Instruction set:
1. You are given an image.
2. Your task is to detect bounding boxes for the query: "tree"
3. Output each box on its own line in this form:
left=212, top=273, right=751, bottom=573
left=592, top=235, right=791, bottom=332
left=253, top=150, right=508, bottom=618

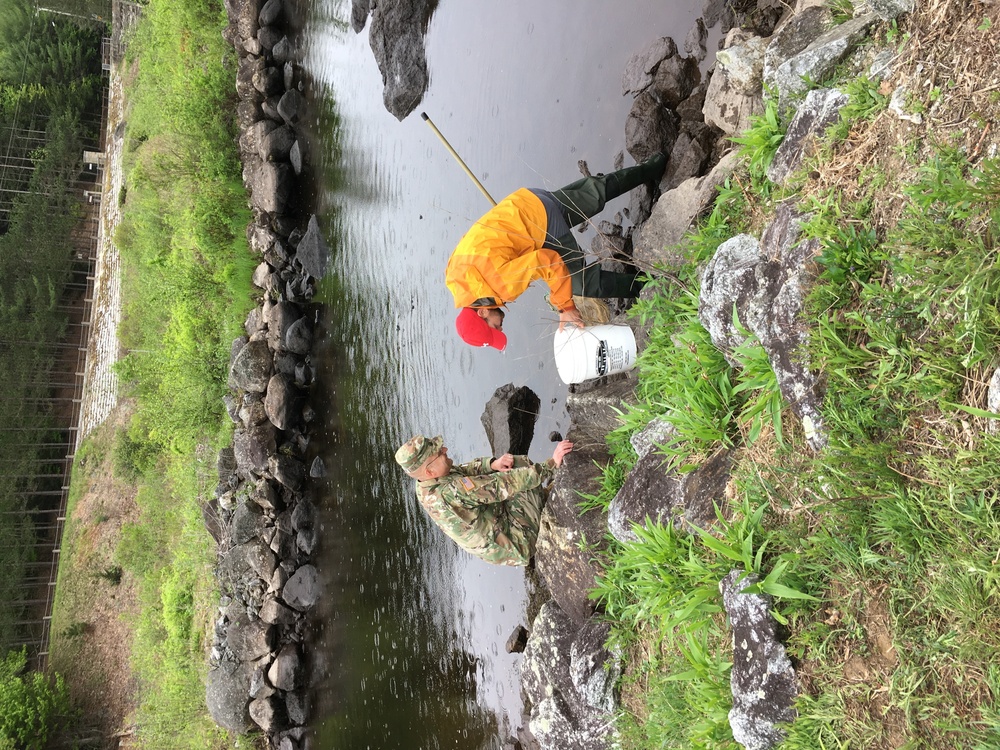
left=0, top=647, right=73, bottom=749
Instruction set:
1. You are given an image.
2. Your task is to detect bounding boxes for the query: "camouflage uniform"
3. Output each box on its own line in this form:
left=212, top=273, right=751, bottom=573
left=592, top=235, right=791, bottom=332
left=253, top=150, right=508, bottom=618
left=395, top=435, right=553, bottom=566
left=415, top=455, right=553, bottom=566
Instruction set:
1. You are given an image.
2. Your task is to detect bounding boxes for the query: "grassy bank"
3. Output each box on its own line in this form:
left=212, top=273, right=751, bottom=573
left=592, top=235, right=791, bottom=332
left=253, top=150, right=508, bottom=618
left=596, top=4, right=1000, bottom=749
left=50, top=0, right=253, bottom=745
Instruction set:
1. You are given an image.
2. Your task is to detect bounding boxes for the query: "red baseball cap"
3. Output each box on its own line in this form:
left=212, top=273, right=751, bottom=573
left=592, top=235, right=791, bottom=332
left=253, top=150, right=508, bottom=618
left=456, top=307, right=507, bottom=351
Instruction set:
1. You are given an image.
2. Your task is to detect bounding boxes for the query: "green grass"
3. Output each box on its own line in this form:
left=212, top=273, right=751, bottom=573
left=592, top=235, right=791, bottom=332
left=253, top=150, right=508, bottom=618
left=89, top=0, right=256, bottom=745
left=597, top=61, right=1000, bottom=750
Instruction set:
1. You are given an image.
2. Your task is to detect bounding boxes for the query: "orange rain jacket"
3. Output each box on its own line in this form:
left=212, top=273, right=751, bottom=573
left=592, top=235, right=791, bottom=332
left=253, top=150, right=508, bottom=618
left=445, top=189, right=575, bottom=313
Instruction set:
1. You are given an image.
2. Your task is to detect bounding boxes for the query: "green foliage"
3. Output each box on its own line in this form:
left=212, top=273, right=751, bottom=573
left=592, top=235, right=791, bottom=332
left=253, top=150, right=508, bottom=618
left=592, top=498, right=813, bottom=748
left=730, top=98, right=787, bottom=199
left=0, top=648, right=74, bottom=749
left=826, top=75, right=889, bottom=142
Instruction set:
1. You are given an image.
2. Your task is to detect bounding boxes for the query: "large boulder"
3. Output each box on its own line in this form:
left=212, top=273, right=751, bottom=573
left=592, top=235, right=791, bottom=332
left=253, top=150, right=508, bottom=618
left=283, top=563, right=320, bottom=611
left=296, top=215, right=331, bottom=280
left=227, top=614, right=274, bottom=661
left=233, top=421, right=277, bottom=476
left=622, top=36, right=679, bottom=96
left=367, top=0, right=434, bottom=119
left=536, top=376, right=634, bottom=624
left=230, top=339, right=273, bottom=393
left=481, top=384, right=541, bottom=458
left=625, top=90, right=680, bottom=164
left=767, top=88, right=850, bottom=186
left=608, top=449, right=732, bottom=543
left=264, top=374, right=303, bottom=431
left=765, top=13, right=878, bottom=105
left=632, top=151, right=740, bottom=271
left=703, top=33, right=767, bottom=136
left=520, top=602, right=618, bottom=750
left=206, top=658, right=255, bottom=733
left=698, top=204, right=827, bottom=450
left=721, top=570, right=798, bottom=750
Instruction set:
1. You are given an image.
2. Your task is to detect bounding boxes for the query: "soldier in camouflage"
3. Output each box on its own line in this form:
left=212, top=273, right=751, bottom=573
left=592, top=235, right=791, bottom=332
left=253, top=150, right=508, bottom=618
left=394, top=434, right=574, bottom=566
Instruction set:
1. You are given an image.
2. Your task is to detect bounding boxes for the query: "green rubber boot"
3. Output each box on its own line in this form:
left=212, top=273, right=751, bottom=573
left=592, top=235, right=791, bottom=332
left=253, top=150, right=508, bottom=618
left=604, top=153, right=667, bottom=201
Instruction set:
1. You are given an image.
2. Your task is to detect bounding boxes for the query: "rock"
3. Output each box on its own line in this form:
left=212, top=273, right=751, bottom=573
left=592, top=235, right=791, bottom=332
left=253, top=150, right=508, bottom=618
left=765, top=13, right=878, bottom=105
left=236, top=56, right=265, bottom=102
left=481, top=384, right=541, bottom=458
left=272, top=36, right=294, bottom=65
left=285, top=690, right=310, bottom=726
left=351, top=0, right=370, bottom=32
left=259, top=124, right=295, bottom=162
left=661, top=124, right=713, bottom=191
left=219, top=541, right=278, bottom=591
left=537, top=377, right=630, bottom=624
left=309, top=456, right=327, bottom=478
left=506, top=625, right=529, bottom=654
left=296, top=215, right=331, bottom=279
left=629, top=416, right=676, bottom=460
left=227, top=614, right=274, bottom=661
left=866, top=0, right=914, bottom=21
left=248, top=160, right=294, bottom=214
left=249, top=694, right=288, bottom=733
left=291, top=498, right=316, bottom=531
left=277, top=89, right=304, bottom=127
left=284, top=317, right=313, bottom=356
left=265, top=300, right=301, bottom=352
left=625, top=90, right=680, bottom=164
left=767, top=88, right=850, bottom=186
left=269, top=453, right=306, bottom=491
left=230, top=339, right=273, bottom=393
left=632, top=151, right=740, bottom=271
left=721, top=569, right=798, bottom=750
left=233, top=421, right=277, bottom=476
left=608, top=449, right=732, bottom=543
left=259, top=0, right=283, bottom=26
left=283, top=564, right=319, bottom=611
left=570, top=619, right=621, bottom=713
left=230, top=500, right=265, bottom=546
left=684, top=18, right=708, bottom=62
left=650, top=54, right=701, bottom=109
left=206, top=659, right=254, bottom=732
left=252, top=64, right=283, bottom=97
left=520, top=602, right=616, bottom=750
left=697, top=204, right=827, bottom=450
left=289, top=140, right=303, bottom=175
left=368, top=0, right=433, bottom=119
left=259, top=596, right=297, bottom=626
left=621, top=36, right=678, bottom=96
left=703, top=35, right=767, bottom=135
left=988, top=368, right=1000, bottom=435
left=264, top=374, right=303, bottom=431
left=762, top=5, right=832, bottom=87
left=268, top=643, right=304, bottom=691
left=218, top=445, right=239, bottom=489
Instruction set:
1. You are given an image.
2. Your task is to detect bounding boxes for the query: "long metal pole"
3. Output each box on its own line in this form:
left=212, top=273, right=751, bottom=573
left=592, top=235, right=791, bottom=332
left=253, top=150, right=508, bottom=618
left=420, top=112, right=496, bottom=207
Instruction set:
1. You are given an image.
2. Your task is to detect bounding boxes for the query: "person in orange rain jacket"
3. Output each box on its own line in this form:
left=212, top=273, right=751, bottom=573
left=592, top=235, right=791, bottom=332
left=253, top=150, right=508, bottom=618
left=445, top=153, right=667, bottom=351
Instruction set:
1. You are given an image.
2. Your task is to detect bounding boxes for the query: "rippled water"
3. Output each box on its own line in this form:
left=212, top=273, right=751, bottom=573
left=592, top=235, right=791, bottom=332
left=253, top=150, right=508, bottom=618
left=296, top=1, right=708, bottom=746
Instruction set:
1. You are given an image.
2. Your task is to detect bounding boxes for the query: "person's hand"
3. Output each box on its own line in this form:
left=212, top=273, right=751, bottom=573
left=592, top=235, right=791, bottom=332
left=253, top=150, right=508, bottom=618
left=551, top=440, right=573, bottom=467
left=558, top=307, right=584, bottom=331
left=490, top=453, right=514, bottom=471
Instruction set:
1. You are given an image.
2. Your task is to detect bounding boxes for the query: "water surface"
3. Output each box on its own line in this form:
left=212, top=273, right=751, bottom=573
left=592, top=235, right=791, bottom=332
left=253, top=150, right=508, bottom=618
left=299, top=2, right=709, bottom=746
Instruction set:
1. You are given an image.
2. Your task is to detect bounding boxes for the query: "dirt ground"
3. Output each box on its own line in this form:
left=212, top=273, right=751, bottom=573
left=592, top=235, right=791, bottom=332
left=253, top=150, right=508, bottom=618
left=48, top=401, right=141, bottom=745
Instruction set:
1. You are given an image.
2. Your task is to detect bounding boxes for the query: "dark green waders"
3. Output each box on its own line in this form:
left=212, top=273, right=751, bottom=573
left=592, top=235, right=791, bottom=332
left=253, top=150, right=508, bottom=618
left=547, top=153, right=667, bottom=298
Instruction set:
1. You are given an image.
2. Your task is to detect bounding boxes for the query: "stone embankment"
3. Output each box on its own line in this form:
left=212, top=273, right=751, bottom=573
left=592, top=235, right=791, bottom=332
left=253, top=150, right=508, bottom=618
left=204, top=0, right=329, bottom=747
left=518, top=1, right=916, bottom=749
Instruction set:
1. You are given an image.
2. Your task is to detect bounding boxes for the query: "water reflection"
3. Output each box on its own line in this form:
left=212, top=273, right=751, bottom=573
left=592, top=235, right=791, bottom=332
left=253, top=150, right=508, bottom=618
left=299, top=0, right=706, bottom=746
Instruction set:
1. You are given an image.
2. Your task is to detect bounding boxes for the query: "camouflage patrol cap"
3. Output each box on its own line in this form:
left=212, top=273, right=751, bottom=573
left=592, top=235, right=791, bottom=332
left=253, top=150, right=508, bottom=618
left=394, top=434, right=443, bottom=473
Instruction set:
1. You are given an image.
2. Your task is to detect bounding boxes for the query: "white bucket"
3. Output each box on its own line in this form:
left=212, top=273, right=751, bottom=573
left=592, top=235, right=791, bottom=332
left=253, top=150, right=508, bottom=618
left=553, top=324, right=637, bottom=385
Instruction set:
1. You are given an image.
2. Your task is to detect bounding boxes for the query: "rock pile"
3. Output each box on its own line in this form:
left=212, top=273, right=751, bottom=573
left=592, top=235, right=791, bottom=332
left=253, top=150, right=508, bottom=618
left=204, top=0, right=328, bottom=747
